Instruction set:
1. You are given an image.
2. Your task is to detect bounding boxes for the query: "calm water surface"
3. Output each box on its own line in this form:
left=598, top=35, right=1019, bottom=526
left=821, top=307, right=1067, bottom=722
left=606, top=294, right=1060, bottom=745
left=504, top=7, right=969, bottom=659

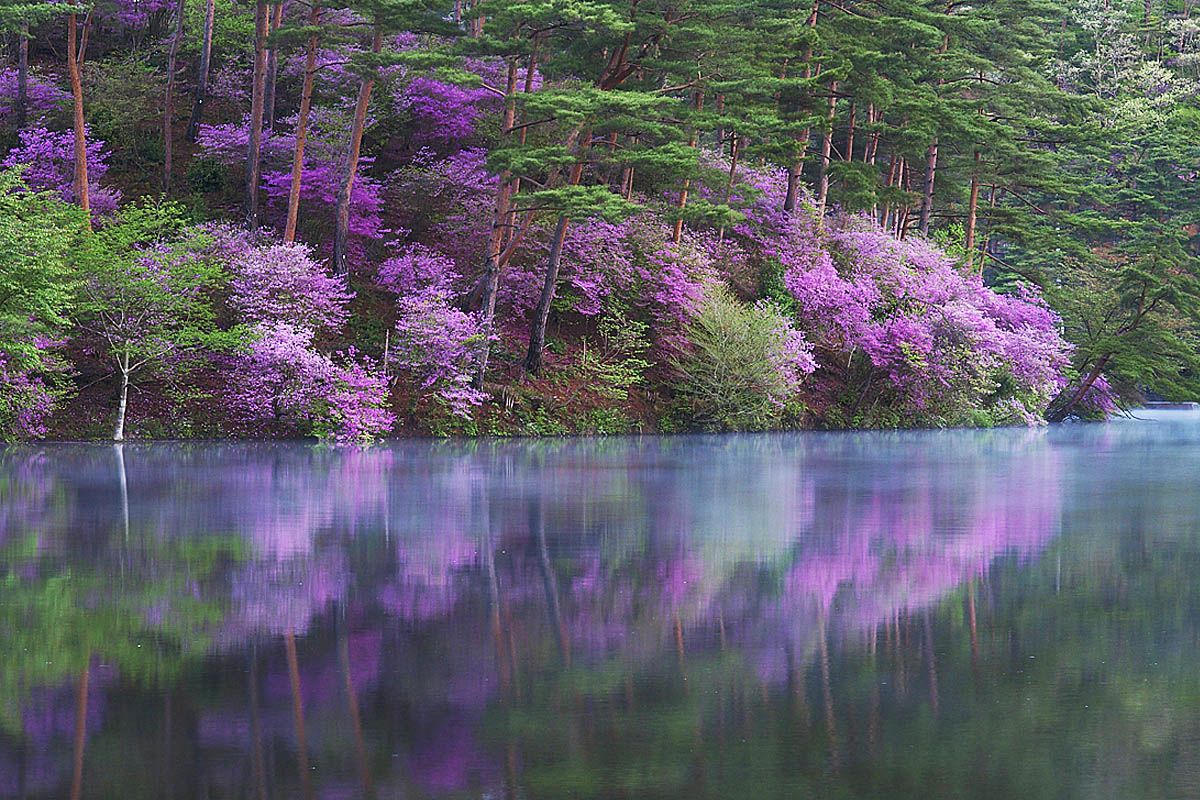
left=2, top=412, right=1200, bottom=798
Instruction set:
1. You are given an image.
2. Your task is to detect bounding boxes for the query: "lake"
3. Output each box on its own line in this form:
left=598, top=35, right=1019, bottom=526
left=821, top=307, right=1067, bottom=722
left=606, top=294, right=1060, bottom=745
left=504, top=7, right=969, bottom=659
left=2, top=411, right=1199, bottom=798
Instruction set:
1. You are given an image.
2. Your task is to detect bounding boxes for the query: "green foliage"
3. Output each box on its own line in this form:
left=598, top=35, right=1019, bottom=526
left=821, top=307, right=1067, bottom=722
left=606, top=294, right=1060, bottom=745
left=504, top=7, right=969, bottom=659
left=84, top=54, right=165, bottom=172
left=672, top=291, right=805, bottom=432
left=0, top=169, right=88, bottom=369
left=572, top=307, right=652, bottom=403
left=185, top=157, right=228, bottom=195
left=1047, top=230, right=1200, bottom=403
left=72, top=201, right=243, bottom=427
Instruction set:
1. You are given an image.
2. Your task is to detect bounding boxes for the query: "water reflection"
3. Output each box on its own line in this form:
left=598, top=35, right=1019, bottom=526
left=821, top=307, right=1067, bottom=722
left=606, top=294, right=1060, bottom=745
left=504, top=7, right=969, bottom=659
left=0, top=418, right=1197, bottom=798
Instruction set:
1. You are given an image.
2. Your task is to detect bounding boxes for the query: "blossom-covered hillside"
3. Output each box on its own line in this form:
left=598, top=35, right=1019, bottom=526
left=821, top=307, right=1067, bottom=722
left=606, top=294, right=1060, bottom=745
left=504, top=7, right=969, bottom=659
left=6, top=0, right=1187, bottom=441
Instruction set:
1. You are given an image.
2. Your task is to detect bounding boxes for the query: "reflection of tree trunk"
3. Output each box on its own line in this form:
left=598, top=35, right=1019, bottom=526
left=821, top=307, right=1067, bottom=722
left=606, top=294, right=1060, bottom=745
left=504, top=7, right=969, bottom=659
left=923, top=611, right=939, bottom=716
left=17, top=737, right=26, bottom=799
left=868, top=626, right=880, bottom=758
left=249, top=652, right=268, bottom=800
left=70, top=663, right=89, bottom=800
left=339, top=631, right=374, bottom=798
left=533, top=502, right=569, bottom=665
left=162, top=693, right=173, bottom=798
left=285, top=630, right=313, bottom=800
left=485, top=528, right=510, bottom=690
left=504, top=740, right=519, bottom=800
left=818, top=614, right=838, bottom=771
left=968, top=580, right=979, bottom=676
left=674, top=613, right=688, bottom=690
left=114, top=443, right=129, bottom=543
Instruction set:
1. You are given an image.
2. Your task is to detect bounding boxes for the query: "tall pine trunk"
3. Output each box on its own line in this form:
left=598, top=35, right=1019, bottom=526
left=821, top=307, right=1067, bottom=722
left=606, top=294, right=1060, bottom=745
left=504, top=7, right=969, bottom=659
left=67, top=12, right=90, bottom=224
left=1046, top=354, right=1111, bottom=422
left=965, top=150, right=981, bottom=271
left=332, top=27, right=382, bottom=278
left=523, top=215, right=569, bottom=375
left=917, top=136, right=938, bottom=235
left=503, top=39, right=540, bottom=247
left=844, top=102, right=856, bottom=161
left=815, top=80, right=838, bottom=217
left=471, top=56, right=520, bottom=389
left=672, top=91, right=704, bottom=243
left=523, top=141, right=587, bottom=375
left=784, top=0, right=821, bottom=213
left=264, top=2, right=283, bottom=129
left=918, top=31, right=950, bottom=237
left=186, top=0, right=216, bottom=141
left=284, top=0, right=321, bottom=243
left=245, top=0, right=269, bottom=228
left=162, top=0, right=185, bottom=193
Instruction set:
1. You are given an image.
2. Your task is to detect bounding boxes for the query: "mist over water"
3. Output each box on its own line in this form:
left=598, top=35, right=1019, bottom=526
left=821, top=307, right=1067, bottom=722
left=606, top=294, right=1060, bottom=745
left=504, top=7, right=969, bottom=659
left=1, top=415, right=1198, bottom=798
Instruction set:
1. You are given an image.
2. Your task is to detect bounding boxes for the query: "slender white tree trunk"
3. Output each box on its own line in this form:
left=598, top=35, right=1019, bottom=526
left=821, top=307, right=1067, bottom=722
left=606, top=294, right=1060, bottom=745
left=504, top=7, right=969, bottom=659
left=113, top=357, right=130, bottom=441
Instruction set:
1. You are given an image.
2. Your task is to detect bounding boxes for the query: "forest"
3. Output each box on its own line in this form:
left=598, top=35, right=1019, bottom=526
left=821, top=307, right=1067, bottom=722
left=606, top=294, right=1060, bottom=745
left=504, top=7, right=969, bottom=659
left=0, top=0, right=1197, bottom=441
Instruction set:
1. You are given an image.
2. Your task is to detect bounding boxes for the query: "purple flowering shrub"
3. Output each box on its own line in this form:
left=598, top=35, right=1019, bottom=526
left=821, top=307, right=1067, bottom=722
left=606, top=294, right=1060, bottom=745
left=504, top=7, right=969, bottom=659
left=395, top=76, right=499, bottom=146
left=0, top=69, right=68, bottom=127
left=784, top=219, right=1071, bottom=425
left=228, top=240, right=352, bottom=330
left=2, top=127, right=121, bottom=216
left=197, top=112, right=384, bottom=247
left=718, top=163, right=1073, bottom=426
left=96, top=0, right=172, bottom=29
left=0, top=354, right=56, bottom=440
left=216, top=230, right=393, bottom=442
left=229, top=323, right=394, bottom=443
left=377, top=245, right=486, bottom=417
left=386, top=148, right=497, bottom=273
left=230, top=322, right=337, bottom=429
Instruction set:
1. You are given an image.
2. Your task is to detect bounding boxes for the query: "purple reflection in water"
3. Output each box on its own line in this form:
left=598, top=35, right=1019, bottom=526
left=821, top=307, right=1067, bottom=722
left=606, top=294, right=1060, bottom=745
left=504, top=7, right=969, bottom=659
left=0, top=422, right=1138, bottom=799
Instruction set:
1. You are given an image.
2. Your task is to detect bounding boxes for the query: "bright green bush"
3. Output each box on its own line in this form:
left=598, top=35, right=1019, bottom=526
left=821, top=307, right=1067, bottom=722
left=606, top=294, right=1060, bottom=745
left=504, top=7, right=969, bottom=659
left=672, top=290, right=814, bottom=431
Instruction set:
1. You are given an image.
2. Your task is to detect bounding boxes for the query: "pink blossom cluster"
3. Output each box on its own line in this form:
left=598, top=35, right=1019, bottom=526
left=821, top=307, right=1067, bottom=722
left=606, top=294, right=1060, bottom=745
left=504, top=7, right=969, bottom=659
left=197, top=114, right=384, bottom=246
left=2, top=126, right=120, bottom=215
left=722, top=163, right=1074, bottom=423
left=377, top=244, right=487, bottom=416
left=218, top=230, right=393, bottom=442
left=395, top=76, right=498, bottom=146
left=0, top=68, right=68, bottom=127
left=0, top=353, right=55, bottom=440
